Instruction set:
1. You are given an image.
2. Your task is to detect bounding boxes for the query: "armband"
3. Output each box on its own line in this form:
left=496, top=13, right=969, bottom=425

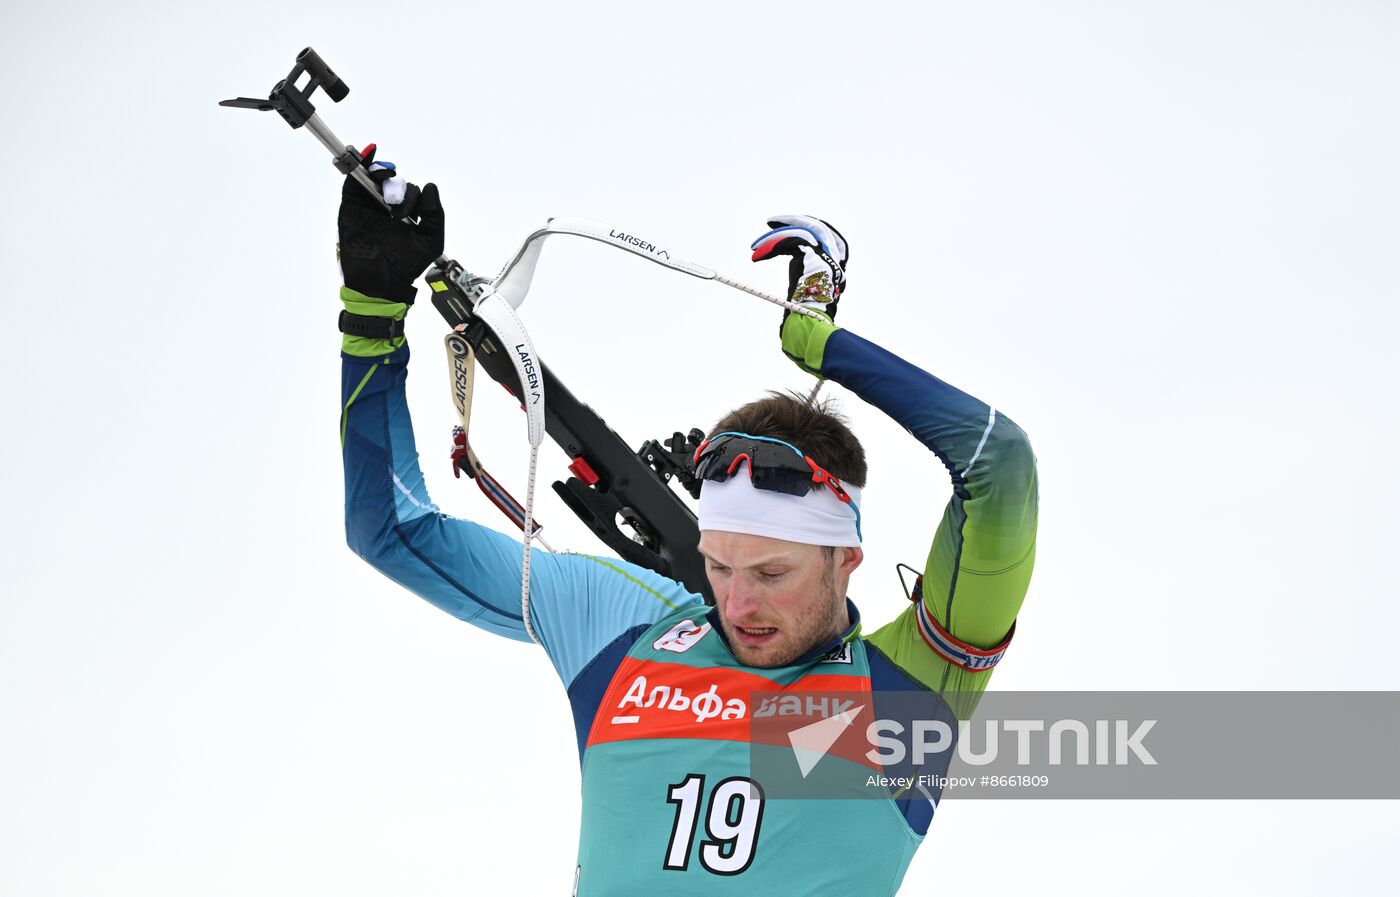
left=913, top=589, right=1015, bottom=673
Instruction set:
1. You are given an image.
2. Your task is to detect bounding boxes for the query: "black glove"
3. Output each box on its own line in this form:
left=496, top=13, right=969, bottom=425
left=749, top=214, right=849, bottom=320
left=337, top=145, right=445, bottom=303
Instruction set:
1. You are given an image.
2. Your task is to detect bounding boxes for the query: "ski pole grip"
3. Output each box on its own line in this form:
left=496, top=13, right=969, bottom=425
left=297, top=47, right=348, bottom=102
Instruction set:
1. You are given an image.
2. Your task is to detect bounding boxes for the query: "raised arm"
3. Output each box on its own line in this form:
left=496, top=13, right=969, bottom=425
left=335, top=152, right=700, bottom=687
left=785, top=313, right=1037, bottom=714
left=751, top=215, right=1037, bottom=717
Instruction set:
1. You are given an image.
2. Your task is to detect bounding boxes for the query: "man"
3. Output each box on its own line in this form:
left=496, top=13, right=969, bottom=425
left=336, top=154, right=1037, bottom=895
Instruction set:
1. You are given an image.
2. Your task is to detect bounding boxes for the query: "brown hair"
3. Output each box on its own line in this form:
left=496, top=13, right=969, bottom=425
left=710, top=391, right=867, bottom=489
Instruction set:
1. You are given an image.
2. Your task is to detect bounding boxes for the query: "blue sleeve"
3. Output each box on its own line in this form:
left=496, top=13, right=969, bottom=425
left=340, top=342, right=703, bottom=686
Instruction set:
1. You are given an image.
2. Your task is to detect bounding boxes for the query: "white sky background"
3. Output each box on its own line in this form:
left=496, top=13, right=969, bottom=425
left=2, top=0, right=1397, bottom=893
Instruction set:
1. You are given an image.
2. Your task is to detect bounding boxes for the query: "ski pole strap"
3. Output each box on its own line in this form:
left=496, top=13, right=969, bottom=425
left=339, top=309, right=405, bottom=340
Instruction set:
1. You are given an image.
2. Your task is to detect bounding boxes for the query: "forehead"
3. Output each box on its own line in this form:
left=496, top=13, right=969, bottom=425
left=697, top=530, right=817, bottom=565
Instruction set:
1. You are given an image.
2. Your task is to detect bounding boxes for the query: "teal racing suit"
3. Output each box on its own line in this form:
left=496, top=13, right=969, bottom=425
left=339, top=289, right=1038, bottom=895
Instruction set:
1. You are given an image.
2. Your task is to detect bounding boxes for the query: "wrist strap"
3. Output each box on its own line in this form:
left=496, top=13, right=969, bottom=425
left=339, top=309, right=405, bottom=340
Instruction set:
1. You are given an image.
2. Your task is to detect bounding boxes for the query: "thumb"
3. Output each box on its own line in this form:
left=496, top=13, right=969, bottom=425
left=751, top=226, right=818, bottom=262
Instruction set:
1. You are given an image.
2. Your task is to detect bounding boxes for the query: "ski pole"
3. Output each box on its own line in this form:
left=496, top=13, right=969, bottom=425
left=220, top=47, right=398, bottom=217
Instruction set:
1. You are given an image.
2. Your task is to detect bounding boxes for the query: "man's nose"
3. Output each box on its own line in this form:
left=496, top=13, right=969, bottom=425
left=724, top=577, right=761, bottom=619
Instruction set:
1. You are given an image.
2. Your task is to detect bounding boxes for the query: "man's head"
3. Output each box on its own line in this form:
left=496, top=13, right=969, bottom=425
left=696, top=392, right=867, bottom=668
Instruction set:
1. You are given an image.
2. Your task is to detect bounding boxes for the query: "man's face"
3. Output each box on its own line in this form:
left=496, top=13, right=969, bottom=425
left=698, top=531, right=863, bottom=668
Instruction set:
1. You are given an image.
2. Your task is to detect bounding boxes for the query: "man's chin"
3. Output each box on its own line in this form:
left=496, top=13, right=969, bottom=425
left=735, top=650, right=789, bottom=669
left=729, top=636, right=796, bottom=669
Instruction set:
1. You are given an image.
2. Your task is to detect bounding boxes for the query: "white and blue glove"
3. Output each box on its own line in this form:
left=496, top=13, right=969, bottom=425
left=750, top=214, right=849, bottom=319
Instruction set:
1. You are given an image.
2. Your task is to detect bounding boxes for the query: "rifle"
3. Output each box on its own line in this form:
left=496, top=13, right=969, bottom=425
left=222, top=48, right=824, bottom=607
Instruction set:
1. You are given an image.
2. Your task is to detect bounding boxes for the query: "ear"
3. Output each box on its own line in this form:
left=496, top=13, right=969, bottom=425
left=836, top=546, right=864, bottom=578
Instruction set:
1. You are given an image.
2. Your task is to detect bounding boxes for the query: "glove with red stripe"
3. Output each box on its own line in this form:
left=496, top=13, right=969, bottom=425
left=750, top=214, right=849, bottom=319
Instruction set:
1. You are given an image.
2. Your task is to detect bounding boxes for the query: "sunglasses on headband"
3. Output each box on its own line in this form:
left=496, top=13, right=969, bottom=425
left=692, top=432, right=857, bottom=507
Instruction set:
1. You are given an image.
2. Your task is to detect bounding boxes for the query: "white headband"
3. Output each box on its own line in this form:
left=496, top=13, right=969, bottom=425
left=697, top=474, right=863, bottom=547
